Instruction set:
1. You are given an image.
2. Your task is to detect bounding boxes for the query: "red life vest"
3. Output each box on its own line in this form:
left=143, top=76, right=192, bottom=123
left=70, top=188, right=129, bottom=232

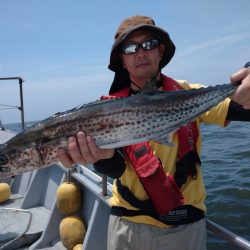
left=101, top=74, right=199, bottom=215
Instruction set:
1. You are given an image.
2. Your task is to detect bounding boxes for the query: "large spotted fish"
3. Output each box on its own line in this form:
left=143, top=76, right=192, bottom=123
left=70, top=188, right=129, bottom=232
left=0, top=83, right=235, bottom=178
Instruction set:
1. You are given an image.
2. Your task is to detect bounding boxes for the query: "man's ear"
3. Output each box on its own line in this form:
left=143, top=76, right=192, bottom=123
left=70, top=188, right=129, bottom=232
left=159, top=44, right=165, bottom=60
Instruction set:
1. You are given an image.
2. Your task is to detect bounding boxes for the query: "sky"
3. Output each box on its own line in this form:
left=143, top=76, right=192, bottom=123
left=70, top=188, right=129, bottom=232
left=0, top=0, right=250, bottom=124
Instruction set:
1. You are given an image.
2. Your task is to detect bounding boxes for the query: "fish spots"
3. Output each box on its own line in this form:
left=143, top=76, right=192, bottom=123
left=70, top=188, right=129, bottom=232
left=115, top=123, right=124, bottom=128
left=99, top=123, right=107, bottom=130
left=57, top=127, right=65, bottom=135
left=109, top=124, right=114, bottom=129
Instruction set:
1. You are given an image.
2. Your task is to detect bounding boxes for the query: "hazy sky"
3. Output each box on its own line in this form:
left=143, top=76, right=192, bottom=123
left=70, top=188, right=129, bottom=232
left=1, top=0, right=250, bottom=124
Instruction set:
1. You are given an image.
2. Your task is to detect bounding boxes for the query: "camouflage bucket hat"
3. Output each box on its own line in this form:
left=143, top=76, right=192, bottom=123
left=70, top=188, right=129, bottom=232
left=108, top=15, right=176, bottom=72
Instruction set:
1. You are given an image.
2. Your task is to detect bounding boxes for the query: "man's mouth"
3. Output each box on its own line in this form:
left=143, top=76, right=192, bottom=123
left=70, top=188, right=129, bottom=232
left=135, top=61, right=150, bottom=68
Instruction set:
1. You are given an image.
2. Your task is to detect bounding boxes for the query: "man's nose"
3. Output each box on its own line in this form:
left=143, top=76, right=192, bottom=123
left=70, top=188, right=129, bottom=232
left=136, top=46, right=147, bottom=56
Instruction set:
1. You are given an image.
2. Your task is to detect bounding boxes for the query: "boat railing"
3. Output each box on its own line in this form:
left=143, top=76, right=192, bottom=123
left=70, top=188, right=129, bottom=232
left=206, top=219, right=250, bottom=250
left=0, top=77, right=25, bottom=130
left=101, top=175, right=250, bottom=249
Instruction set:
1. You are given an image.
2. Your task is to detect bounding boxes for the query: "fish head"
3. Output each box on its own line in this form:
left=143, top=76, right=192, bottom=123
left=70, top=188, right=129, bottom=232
left=0, top=145, right=42, bottom=178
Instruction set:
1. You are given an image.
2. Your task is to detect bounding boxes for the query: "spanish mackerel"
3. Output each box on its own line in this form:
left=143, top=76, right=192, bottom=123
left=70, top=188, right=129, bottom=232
left=0, top=83, right=235, bottom=178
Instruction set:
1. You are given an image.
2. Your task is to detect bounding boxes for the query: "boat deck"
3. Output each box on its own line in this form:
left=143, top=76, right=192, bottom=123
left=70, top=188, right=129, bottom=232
left=0, top=164, right=112, bottom=250
left=0, top=129, right=16, bottom=144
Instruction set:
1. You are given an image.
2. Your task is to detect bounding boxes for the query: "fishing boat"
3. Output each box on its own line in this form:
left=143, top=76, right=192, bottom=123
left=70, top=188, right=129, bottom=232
left=0, top=78, right=250, bottom=250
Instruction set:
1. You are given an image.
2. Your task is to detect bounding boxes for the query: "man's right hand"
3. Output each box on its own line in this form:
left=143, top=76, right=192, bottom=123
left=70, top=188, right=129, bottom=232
left=57, top=131, right=115, bottom=167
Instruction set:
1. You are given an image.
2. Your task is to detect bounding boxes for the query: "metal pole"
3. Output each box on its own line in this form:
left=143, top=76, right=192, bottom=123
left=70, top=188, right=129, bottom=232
left=102, top=175, right=107, bottom=196
left=206, top=219, right=250, bottom=249
left=18, top=78, right=25, bottom=130
left=0, top=77, right=25, bottom=130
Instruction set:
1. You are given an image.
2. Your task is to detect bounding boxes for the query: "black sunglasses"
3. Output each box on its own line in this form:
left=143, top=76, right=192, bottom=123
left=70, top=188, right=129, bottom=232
left=121, top=39, right=159, bottom=55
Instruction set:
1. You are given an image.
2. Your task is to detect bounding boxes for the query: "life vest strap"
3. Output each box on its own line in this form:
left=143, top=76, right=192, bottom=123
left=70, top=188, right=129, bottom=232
left=114, top=179, right=204, bottom=225
left=124, top=142, right=184, bottom=214
left=110, top=205, right=204, bottom=226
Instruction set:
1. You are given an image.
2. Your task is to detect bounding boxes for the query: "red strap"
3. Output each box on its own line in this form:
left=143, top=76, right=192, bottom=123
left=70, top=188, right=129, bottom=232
left=124, top=142, right=159, bottom=177
left=176, top=122, right=199, bottom=159
left=124, top=142, right=184, bottom=214
left=162, top=75, right=199, bottom=159
left=100, top=87, right=130, bottom=100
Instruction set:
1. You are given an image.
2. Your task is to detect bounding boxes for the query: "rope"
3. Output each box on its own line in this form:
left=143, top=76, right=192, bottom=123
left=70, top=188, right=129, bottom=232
left=0, top=103, right=19, bottom=108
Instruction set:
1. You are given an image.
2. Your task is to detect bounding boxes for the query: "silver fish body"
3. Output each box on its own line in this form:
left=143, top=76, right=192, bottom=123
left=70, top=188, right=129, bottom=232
left=0, top=83, right=235, bottom=178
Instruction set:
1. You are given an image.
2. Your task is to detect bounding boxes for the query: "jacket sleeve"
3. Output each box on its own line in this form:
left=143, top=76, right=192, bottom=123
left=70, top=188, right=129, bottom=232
left=226, top=100, right=250, bottom=121
left=93, top=148, right=126, bottom=178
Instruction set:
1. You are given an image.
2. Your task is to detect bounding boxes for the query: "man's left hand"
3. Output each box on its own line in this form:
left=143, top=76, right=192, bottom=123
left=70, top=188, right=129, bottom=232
left=231, top=67, right=250, bottom=109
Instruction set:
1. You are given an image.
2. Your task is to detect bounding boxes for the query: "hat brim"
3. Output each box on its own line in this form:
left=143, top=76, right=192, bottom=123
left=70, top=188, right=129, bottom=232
left=108, top=24, right=175, bottom=72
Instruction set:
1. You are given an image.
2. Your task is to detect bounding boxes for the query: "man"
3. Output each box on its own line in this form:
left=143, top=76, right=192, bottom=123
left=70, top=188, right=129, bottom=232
left=58, top=15, right=250, bottom=250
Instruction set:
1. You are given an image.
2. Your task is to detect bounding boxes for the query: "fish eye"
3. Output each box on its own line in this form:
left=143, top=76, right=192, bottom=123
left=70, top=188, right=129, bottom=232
left=0, top=154, right=8, bottom=165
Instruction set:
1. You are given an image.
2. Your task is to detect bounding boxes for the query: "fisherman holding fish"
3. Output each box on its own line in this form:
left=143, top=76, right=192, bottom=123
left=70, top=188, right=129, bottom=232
left=57, top=15, right=249, bottom=250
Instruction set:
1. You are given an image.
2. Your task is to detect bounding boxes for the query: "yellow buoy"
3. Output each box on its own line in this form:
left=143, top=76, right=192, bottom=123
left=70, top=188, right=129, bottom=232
left=73, top=243, right=83, bottom=250
left=56, top=182, right=82, bottom=215
left=59, top=215, right=86, bottom=250
left=0, top=183, right=11, bottom=203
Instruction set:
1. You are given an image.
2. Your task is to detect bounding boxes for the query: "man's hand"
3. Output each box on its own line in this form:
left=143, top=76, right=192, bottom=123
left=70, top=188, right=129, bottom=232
left=57, top=131, right=115, bottom=167
left=231, top=67, right=250, bottom=109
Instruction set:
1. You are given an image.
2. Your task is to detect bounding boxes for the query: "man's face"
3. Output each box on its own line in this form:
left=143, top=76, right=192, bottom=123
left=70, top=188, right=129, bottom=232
left=120, top=30, right=165, bottom=85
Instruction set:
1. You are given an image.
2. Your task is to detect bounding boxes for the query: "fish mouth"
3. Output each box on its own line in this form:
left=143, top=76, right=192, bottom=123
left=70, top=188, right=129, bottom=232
left=0, top=166, right=11, bottom=173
